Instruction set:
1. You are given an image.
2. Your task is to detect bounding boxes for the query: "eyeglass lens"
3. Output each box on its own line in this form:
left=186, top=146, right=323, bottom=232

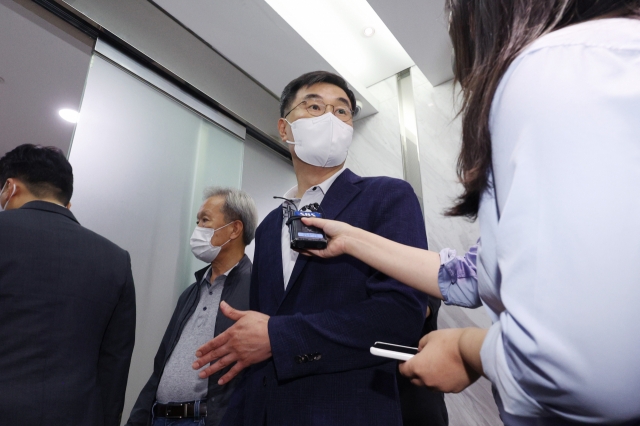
left=292, top=100, right=352, bottom=122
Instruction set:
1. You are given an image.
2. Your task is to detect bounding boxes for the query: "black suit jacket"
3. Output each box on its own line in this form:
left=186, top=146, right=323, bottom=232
left=126, top=255, right=252, bottom=426
left=0, top=201, right=136, bottom=426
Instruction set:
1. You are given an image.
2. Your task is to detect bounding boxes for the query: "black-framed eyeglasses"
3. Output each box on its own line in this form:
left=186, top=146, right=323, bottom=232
left=284, top=100, right=354, bottom=122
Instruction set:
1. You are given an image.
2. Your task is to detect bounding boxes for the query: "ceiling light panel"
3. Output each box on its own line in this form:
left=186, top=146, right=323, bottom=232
left=59, top=108, right=79, bottom=123
left=265, top=0, right=414, bottom=88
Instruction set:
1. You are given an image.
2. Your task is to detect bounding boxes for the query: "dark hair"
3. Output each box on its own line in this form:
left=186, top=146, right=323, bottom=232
left=280, top=71, right=357, bottom=118
left=447, top=0, right=640, bottom=219
left=0, top=144, right=74, bottom=205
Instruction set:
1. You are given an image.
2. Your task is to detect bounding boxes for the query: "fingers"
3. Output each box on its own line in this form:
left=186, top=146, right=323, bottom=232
left=399, top=358, right=428, bottom=387
left=301, top=217, right=326, bottom=228
left=293, top=248, right=313, bottom=257
left=418, top=333, right=430, bottom=350
left=217, top=360, right=247, bottom=385
left=198, top=352, right=236, bottom=379
left=398, top=358, right=413, bottom=378
left=219, top=301, right=246, bottom=321
left=194, top=332, right=231, bottom=365
left=299, top=248, right=323, bottom=257
left=195, top=352, right=248, bottom=383
left=410, top=377, right=426, bottom=387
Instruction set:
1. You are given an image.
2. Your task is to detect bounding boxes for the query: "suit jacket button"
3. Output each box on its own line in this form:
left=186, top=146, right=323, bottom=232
left=262, top=376, right=267, bottom=387
left=313, top=354, right=322, bottom=361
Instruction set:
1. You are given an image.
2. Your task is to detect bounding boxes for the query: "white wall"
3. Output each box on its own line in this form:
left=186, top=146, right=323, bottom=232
left=347, top=75, right=404, bottom=179
left=412, top=68, right=480, bottom=254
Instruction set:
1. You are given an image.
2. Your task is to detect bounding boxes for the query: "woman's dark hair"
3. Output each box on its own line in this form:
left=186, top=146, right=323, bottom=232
left=0, top=144, right=74, bottom=205
left=447, top=0, right=640, bottom=219
left=280, top=71, right=357, bottom=118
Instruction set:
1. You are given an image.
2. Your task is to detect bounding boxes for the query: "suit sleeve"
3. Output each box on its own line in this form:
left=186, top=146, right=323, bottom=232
left=125, top=287, right=192, bottom=425
left=98, top=251, right=136, bottom=426
left=268, top=180, right=429, bottom=380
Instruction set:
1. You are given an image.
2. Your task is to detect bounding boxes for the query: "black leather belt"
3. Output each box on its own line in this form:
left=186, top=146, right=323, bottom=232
left=154, top=401, right=207, bottom=419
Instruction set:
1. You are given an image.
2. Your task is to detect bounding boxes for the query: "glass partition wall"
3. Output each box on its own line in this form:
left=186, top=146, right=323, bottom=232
left=68, top=53, right=244, bottom=422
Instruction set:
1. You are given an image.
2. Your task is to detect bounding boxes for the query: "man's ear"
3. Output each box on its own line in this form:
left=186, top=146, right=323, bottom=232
left=230, top=220, right=244, bottom=241
left=278, top=118, right=289, bottom=143
left=5, top=178, right=22, bottom=197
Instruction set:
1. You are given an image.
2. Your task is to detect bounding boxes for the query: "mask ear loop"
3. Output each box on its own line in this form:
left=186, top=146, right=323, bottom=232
left=283, top=119, right=297, bottom=145
left=214, top=221, right=234, bottom=232
left=0, top=182, right=16, bottom=211
left=212, top=220, right=236, bottom=248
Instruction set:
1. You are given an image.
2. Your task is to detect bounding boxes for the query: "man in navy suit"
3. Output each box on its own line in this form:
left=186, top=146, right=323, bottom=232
left=0, top=144, right=135, bottom=425
left=193, top=71, right=432, bottom=425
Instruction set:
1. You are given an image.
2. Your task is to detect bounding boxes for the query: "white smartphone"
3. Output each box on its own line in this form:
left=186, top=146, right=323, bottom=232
left=370, top=341, right=419, bottom=361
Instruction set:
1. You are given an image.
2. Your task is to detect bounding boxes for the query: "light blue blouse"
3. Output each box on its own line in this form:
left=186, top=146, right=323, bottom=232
left=439, top=17, right=640, bottom=425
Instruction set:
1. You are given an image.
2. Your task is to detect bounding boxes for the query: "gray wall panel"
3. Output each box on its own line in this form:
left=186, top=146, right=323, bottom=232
left=0, top=0, right=92, bottom=156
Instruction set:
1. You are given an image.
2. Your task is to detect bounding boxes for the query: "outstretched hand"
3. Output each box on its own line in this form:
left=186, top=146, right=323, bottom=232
left=299, top=217, right=354, bottom=258
left=192, top=301, right=271, bottom=385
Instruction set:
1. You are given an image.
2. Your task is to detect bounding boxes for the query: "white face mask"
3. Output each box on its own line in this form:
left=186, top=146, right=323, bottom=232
left=190, top=222, right=232, bottom=263
left=286, top=113, right=353, bottom=167
left=0, top=181, right=16, bottom=212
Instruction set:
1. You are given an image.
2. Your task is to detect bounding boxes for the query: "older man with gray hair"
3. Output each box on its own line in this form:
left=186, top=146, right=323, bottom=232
left=126, top=187, right=258, bottom=426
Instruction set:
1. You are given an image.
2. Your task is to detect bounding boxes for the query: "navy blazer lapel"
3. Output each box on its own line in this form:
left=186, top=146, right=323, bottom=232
left=281, top=169, right=362, bottom=303
left=283, top=252, right=310, bottom=300
left=263, top=208, right=286, bottom=306
left=319, top=169, right=362, bottom=220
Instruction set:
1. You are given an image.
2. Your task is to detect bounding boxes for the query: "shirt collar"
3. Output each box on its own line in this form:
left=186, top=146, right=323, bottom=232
left=201, top=262, right=239, bottom=285
left=282, top=166, right=346, bottom=200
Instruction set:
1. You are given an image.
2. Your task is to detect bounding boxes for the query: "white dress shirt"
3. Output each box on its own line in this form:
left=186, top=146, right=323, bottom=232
left=280, top=167, right=346, bottom=288
left=472, top=18, right=640, bottom=424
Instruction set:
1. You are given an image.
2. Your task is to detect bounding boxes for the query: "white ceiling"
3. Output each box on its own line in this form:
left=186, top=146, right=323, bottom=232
left=368, top=0, right=453, bottom=86
left=265, top=0, right=414, bottom=88
left=151, top=0, right=453, bottom=120
left=152, top=0, right=377, bottom=119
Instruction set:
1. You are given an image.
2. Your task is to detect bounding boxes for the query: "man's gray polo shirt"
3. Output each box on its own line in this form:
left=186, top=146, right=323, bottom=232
left=156, top=265, right=233, bottom=403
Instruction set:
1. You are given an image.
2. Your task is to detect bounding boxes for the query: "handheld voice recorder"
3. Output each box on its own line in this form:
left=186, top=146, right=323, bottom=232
left=275, top=197, right=328, bottom=250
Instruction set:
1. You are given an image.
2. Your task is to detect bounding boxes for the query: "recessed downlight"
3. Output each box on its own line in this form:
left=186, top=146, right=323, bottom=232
left=363, top=27, right=375, bottom=37
left=58, top=109, right=80, bottom=123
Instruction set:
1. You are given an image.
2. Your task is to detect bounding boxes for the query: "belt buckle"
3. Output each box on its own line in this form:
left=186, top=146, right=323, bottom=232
left=165, top=404, right=187, bottom=419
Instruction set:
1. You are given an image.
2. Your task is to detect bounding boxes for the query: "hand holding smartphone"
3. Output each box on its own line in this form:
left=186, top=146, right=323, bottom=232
left=370, top=341, right=419, bottom=361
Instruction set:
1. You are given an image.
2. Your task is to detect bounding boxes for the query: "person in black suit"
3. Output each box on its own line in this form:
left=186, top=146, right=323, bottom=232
left=0, top=144, right=136, bottom=426
left=191, top=71, right=447, bottom=425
